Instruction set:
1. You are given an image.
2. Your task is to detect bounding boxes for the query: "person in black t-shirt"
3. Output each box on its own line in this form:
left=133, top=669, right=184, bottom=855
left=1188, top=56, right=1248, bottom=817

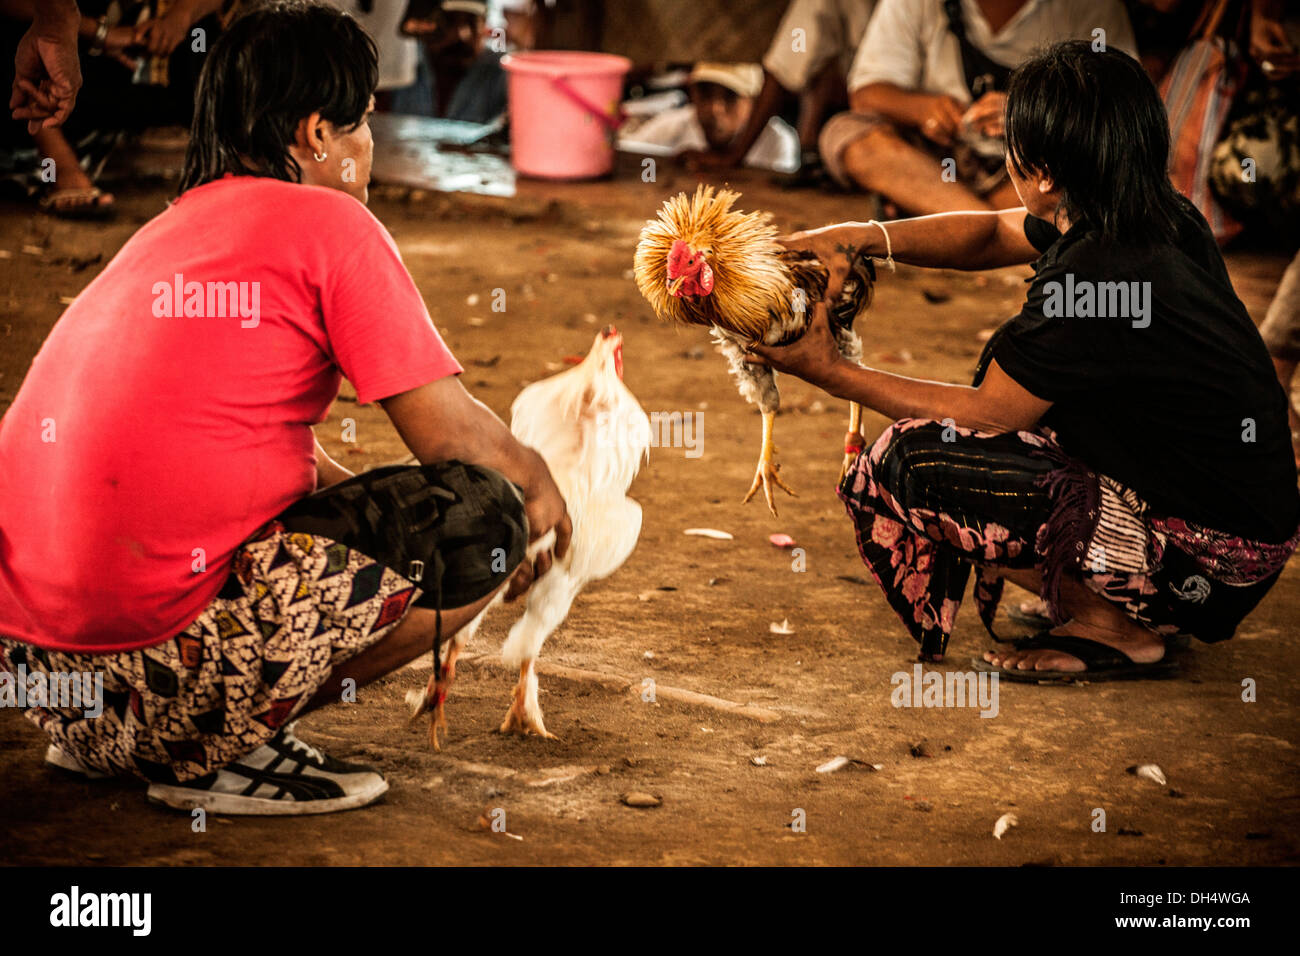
left=748, top=41, right=1300, bottom=680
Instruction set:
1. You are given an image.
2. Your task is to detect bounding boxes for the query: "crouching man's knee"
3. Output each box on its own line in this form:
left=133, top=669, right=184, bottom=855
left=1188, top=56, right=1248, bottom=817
left=277, top=459, right=529, bottom=611
left=428, top=462, right=529, bottom=607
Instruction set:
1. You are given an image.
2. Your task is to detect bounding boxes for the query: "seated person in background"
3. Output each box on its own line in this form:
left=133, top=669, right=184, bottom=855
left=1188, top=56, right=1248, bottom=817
left=1208, top=0, right=1300, bottom=241
left=821, top=0, right=1136, bottom=214
left=620, top=62, right=800, bottom=174
left=1124, top=0, right=1204, bottom=83
left=0, top=0, right=229, bottom=218
left=401, top=0, right=504, bottom=121
left=685, top=0, right=875, bottom=183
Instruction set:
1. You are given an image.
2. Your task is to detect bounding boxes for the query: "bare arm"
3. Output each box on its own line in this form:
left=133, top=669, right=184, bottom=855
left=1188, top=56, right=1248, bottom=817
left=781, top=207, right=1040, bottom=273
left=853, top=81, right=966, bottom=146
left=817, top=357, right=1050, bottom=433
left=747, top=302, right=1050, bottom=434
left=314, top=438, right=354, bottom=489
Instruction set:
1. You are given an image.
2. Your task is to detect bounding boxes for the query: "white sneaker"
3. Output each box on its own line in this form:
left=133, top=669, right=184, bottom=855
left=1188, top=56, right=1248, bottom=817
left=146, top=723, right=388, bottom=816
left=45, top=744, right=109, bottom=780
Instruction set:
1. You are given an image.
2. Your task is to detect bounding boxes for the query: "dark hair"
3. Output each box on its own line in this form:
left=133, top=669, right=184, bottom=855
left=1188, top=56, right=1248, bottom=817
left=179, top=1, right=378, bottom=193
left=1005, top=41, right=1184, bottom=245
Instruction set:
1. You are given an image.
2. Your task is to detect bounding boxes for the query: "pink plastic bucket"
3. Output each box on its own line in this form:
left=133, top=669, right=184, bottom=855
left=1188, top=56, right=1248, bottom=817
left=502, top=51, right=632, bottom=180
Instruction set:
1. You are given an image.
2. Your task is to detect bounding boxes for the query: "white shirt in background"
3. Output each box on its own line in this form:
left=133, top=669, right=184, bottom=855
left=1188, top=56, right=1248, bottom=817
left=848, top=0, right=1137, bottom=103
left=763, top=0, right=878, bottom=93
left=321, top=0, right=419, bottom=92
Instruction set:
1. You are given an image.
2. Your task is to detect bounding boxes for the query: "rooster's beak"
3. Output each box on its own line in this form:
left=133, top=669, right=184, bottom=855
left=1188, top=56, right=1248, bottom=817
left=667, top=276, right=685, bottom=297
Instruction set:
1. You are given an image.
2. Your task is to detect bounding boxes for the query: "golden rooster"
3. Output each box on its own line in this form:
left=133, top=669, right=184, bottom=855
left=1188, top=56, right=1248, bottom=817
left=634, top=185, right=875, bottom=516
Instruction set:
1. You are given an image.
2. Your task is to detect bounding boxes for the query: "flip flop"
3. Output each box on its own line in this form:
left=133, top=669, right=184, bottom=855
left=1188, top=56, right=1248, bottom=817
left=39, top=186, right=115, bottom=221
left=971, top=630, right=1179, bottom=683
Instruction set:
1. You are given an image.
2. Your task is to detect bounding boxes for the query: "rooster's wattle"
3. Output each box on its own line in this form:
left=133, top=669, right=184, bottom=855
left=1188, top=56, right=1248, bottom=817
left=634, top=186, right=876, bottom=515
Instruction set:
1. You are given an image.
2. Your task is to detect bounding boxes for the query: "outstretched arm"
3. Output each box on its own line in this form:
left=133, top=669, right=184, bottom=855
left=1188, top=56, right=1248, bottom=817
left=780, top=207, right=1040, bottom=274
left=746, top=302, right=1051, bottom=434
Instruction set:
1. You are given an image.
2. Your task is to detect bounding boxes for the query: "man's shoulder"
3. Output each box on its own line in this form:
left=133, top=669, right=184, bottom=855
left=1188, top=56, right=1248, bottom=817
left=178, top=176, right=376, bottom=229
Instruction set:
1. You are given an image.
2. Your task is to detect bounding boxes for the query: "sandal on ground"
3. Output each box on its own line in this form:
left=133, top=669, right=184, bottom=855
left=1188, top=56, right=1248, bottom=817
left=971, top=630, right=1179, bottom=683
left=39, top=186, right=115, bottom=220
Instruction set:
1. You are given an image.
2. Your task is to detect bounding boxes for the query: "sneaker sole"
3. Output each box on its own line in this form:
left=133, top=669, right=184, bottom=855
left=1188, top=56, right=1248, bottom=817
left=45, top=744, right=109, bottom=780
left=145, top=778, right=389, bottom=816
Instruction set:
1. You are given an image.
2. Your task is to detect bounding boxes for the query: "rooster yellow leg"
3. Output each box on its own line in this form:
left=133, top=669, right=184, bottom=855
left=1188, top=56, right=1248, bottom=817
left=426, top=641, right=463, bottom=752
left=840, top=401, right=865, bottom=483
left=743, top=408, right=797, bottom=517
left=499, top=659, right=556, bottom=740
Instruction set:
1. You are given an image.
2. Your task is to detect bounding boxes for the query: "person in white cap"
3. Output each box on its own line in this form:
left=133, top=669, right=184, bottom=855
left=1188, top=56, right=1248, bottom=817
left=685, top=0, right=875, bottom=183
left=619, top=61, right=800, bottom=174
left=401, top=0, right=500, bottom=117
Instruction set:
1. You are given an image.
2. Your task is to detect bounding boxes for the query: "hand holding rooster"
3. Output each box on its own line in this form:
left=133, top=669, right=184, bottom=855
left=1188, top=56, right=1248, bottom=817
left=743, top=300, right=846, bottom=391
left=633, top=186, right=877, bottom=515
left=505, top=480, right=571, bottom=600
left=776, top=222, right=891, bottom=301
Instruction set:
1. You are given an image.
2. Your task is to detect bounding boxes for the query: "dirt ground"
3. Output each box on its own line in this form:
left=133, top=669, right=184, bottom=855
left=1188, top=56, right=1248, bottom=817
left=2, top=154, right=1298, bottom=866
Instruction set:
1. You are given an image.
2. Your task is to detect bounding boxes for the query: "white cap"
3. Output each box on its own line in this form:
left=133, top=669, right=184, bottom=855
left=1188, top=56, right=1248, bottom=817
left=688, top=62, right=763, bottom=99
left=443, top=1, right=488, bottom=15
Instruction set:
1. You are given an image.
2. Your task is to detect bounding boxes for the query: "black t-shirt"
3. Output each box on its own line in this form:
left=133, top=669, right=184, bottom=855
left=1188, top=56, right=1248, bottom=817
left=976, top=198, right=1299, bottom=542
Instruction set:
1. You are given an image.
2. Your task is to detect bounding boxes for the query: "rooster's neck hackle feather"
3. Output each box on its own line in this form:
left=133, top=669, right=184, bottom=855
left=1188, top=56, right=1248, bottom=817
left=634, top=185, right=792, bottom=342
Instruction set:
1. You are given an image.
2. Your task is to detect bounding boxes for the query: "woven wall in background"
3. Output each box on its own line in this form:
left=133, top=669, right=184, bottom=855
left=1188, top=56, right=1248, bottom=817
left=547, top=0, right=789, bottom=66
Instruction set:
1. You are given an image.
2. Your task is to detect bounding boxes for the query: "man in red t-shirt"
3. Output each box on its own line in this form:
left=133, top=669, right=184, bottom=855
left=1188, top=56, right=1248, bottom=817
left=0, top=3, right=569, bottom=815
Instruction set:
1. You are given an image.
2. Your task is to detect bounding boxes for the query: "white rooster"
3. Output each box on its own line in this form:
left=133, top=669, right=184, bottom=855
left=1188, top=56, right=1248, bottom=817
left=408, top=325, right=650, bottom=747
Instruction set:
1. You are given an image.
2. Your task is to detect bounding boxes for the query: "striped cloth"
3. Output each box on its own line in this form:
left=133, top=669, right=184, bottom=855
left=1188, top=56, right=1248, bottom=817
left=1159, top=0, right=1247, bottom=244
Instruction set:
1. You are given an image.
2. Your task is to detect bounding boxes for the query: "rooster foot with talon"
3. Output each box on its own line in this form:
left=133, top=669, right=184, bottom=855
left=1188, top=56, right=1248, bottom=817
left=498, top=661, right=556, bottom=740
left=743, top=453, right=797, bottom=517
left=428, top=689, right=448, bottom=751
left=408, top=643, right=461, bottom=752
left=743, top=409, right=796, bottom=517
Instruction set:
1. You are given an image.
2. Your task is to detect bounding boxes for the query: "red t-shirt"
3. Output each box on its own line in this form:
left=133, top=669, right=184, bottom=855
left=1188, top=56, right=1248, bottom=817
left=0, top=176, right=462, bottom=653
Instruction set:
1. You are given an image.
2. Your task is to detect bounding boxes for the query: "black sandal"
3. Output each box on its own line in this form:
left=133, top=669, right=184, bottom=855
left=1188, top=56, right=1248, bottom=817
left=971, top=630, right=1179, bottom=683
